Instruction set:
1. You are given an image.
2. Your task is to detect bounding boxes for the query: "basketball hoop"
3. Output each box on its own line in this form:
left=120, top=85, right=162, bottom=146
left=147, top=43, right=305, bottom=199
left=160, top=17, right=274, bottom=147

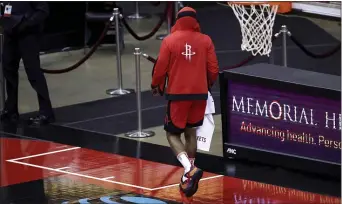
left=228, top=2, right=279, bottom=56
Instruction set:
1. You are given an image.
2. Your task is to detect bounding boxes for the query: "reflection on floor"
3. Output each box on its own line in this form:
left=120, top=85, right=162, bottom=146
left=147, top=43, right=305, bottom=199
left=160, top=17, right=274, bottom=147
left=1, top=134, right=340, bottom=204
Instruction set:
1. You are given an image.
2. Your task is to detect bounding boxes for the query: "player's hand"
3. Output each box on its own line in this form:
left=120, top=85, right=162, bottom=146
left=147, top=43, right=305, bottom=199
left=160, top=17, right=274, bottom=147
left=152, top=87, right=160, bottom=96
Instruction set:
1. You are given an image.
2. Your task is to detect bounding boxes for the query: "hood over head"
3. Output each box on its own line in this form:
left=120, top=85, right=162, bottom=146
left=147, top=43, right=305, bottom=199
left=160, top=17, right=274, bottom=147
left=171, top=7, right=200, bottom=33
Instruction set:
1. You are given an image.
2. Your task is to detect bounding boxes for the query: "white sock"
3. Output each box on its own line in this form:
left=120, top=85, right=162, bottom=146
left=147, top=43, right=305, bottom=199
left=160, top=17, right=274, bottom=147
left=182, top=175, right=188, bottom=183
left=177, top=152, right=192, bottom=174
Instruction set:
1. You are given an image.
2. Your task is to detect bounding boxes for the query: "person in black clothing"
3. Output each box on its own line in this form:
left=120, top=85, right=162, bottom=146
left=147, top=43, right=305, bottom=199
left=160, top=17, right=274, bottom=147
left=1, top=2, right=54, bottom=125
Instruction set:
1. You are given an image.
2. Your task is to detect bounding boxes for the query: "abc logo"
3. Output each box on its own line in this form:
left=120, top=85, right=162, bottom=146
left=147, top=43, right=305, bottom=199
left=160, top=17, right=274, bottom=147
left=226, top=148, right=236, bottom=155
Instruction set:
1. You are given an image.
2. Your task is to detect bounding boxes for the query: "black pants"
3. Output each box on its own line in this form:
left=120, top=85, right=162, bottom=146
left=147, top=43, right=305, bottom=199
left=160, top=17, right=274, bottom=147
left=3, top=32, right=53, bottom=116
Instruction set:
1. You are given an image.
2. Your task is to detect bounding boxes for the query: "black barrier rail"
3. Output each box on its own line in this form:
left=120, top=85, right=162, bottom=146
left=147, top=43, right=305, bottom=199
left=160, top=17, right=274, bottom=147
left=121, top=2, right=171, bottom=41
left=142, top=52, right=256, bottom=71
left=41, top=21, right=111, bottom=74
left=141, top=36, right=281, bottom=71
left=143, top=53, right=256, bottom=72
left=40, top=3, right=170, bottom=75
left=222, top=55, right=255, bottom=70
left=289, top=35, right=341, bottom=59
left=220, top=35, right=278, bottom=69
left=40, top=15, right=340, bottom=75
left=142, top=53, right=157, bottom=63
left=141, top=28, right=341, bottom=71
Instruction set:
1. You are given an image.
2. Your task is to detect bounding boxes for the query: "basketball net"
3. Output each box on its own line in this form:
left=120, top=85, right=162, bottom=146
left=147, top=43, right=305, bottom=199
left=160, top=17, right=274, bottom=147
left=228, top=3, right=278, bottom=56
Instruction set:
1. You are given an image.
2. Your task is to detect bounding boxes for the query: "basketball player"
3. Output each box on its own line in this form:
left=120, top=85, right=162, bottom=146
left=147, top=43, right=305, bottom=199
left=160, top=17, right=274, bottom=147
left=151, top=7, right=219, bottom=201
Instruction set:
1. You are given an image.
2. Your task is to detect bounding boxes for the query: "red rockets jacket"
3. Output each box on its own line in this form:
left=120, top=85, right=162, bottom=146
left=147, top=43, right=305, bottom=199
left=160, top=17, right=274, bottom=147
left=151, top=7, right=219, bottom=101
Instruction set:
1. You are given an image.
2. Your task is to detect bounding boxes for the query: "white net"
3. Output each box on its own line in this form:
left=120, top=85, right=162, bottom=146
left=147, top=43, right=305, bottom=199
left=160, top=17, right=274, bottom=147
left=229, top=3, right=278, bottom=56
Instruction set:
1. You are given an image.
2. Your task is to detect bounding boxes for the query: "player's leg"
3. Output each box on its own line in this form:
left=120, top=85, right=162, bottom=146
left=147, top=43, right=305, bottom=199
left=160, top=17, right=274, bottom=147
left=164, top=100, right=201, bottom=199
left=164, top=101, right=192, bottom=175
left=180, top=127, right=197, bottom=203
left=184, top=127, right=197, bottom=166
left=185, top=100, right=206, bottom=165
left=179, top=100, right=207, bottom=197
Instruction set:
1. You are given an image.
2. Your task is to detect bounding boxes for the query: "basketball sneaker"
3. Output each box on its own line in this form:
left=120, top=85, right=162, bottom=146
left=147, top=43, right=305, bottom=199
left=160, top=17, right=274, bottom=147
left=179, top=178, right=200, bottom=204
left=179, top=188, right=193, bottom=204
left=179, top=166, right=203, bottom=197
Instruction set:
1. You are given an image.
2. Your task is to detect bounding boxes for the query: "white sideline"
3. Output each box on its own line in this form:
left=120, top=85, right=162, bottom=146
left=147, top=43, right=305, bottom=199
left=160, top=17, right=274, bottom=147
left=6, top=147, right=224, bottom=191
left=56, top=166, right=71, bottom=170
left=102, top=176, right=115, bottom=180
left=7, top=147, right=81, bottom=161
left=7, top=160, right=153, bottom=191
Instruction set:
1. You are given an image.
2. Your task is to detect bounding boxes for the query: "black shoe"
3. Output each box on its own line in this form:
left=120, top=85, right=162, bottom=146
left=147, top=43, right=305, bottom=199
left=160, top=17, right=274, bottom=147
left=0, top=110, right=19, bottom=123
left=28, top=114, right=55, bottom=126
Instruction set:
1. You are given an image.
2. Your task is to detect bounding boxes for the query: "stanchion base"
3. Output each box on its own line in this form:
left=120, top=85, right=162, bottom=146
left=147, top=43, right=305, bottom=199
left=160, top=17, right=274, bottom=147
left=156, top=34, right=168, bottom=40
left=127, top=13, right=151, bottom=19
left=106, top=88, right=135, bottom=96
left=125, top=130, right=155, bottom=138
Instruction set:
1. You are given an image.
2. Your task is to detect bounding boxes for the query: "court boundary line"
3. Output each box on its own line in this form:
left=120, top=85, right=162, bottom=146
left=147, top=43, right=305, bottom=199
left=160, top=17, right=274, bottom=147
left=102, top=176, right=115, bottom=180
left=6, top=147, right=223, bottom=191
left=7, top=159, right=223, bottom=191
left=7, top=160, right=153, bottom=191
left=7, top=147, right=80, bottom=161
left=56, top=166, right=71, bottom=170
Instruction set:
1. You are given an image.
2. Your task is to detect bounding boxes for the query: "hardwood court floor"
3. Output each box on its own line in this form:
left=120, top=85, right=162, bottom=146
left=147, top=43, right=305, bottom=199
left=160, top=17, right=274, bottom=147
left=0, top=124, right=340, bottom=204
